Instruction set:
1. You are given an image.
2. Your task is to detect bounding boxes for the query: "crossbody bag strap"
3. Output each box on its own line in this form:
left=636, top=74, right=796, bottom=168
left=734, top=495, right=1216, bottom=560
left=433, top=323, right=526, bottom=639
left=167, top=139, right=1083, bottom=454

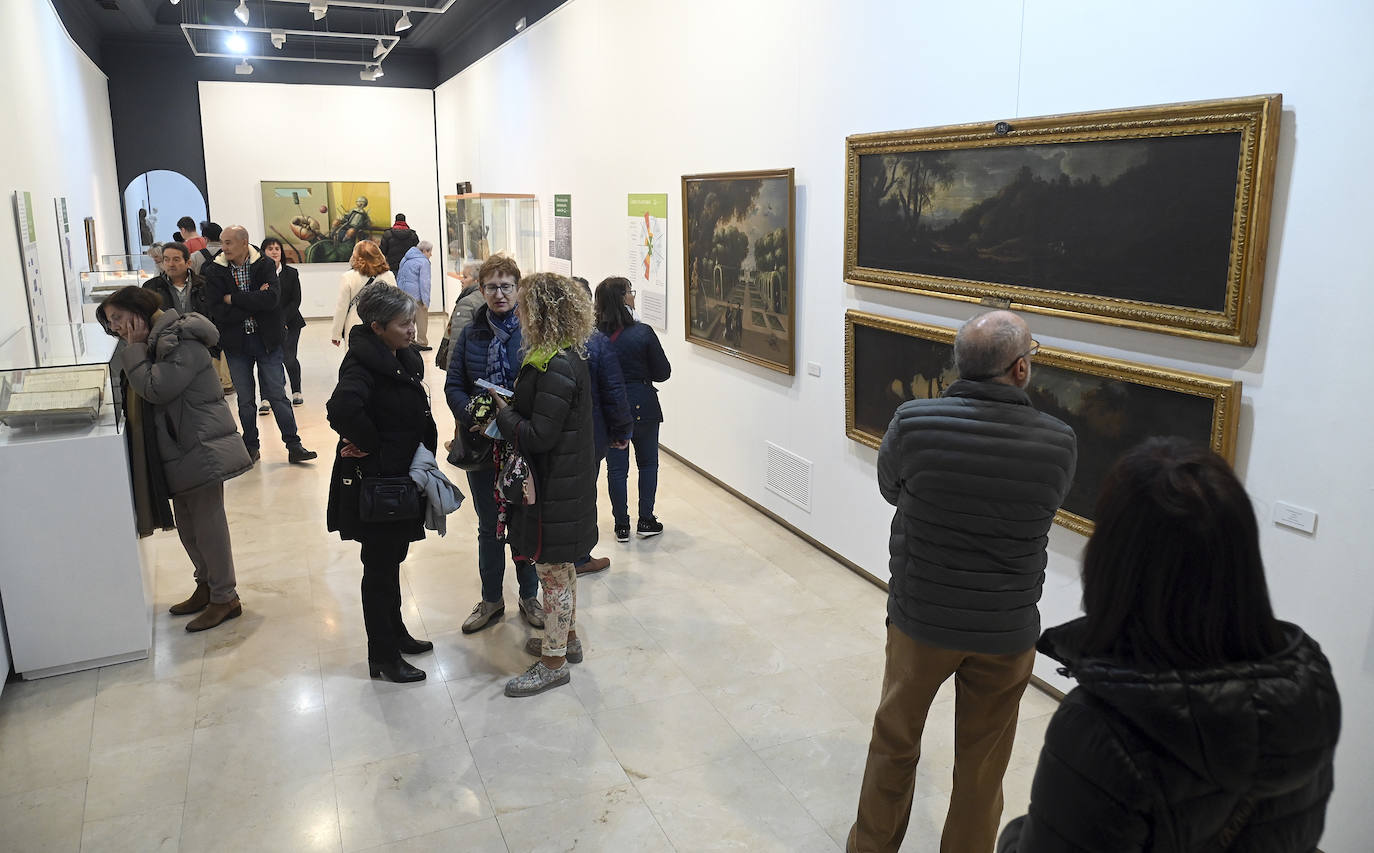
left=348, top=276, right=377, bottom=311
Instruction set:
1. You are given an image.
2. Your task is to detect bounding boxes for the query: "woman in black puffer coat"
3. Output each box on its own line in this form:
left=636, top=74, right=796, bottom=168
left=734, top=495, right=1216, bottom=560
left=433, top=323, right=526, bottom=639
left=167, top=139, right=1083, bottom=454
left=491, top=272, right=598, bottom=698
left=327, top=283, right=438, bottom=683
left=998, top=438, right=1340, bottom=853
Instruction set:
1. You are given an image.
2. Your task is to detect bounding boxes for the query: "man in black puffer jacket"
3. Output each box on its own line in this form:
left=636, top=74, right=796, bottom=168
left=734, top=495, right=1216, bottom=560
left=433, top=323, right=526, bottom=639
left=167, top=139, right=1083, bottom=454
left=850, top=310, right=1077, bottom=853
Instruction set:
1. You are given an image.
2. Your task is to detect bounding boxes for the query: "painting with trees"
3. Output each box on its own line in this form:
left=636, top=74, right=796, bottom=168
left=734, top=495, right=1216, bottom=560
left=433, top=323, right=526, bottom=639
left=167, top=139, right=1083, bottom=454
left=844, top=310, right=1240, bottom=535
left=682, top=168, right=795, bottom=374
left=844, top=95, right=1281, bottom=345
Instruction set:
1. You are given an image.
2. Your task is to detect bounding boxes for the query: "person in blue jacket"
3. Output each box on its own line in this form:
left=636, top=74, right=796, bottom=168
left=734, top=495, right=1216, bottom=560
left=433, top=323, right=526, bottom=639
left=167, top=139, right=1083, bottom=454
left=571, top=277, right=632, bottom=574
left=444, top=254, right=544, bottom=634
left=593, top=277, right=671, bottom=543
left=395, top=241, right=434, bottom=351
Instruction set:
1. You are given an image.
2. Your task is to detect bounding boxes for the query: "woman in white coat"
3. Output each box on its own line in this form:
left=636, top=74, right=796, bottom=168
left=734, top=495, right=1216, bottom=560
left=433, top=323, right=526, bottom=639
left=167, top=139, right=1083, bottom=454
left=330, top=239, right=396, bottom=346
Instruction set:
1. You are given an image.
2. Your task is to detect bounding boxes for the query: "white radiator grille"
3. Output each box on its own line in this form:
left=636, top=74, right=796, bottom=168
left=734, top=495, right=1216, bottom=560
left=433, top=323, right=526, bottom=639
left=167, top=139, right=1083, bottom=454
left=765, top=441, right=812, bottom=512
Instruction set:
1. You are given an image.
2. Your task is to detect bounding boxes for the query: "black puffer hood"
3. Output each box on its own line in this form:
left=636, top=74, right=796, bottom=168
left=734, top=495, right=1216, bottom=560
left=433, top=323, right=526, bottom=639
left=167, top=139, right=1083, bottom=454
left=1038, top=618, right=1341, bottom=796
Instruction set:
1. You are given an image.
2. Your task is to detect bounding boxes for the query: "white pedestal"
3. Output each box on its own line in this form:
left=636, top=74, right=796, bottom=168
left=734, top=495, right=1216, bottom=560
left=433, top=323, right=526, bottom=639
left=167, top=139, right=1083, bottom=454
left=0, top=418, right=153, bottom=679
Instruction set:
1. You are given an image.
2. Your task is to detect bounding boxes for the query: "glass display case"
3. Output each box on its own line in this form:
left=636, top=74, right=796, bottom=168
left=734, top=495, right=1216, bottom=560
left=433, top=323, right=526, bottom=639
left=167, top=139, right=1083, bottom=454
left=100, top=253, right=157, bottom=275
left=0, top=321, right=121, bottom=436
left=444, top=193, right=541, bottom=279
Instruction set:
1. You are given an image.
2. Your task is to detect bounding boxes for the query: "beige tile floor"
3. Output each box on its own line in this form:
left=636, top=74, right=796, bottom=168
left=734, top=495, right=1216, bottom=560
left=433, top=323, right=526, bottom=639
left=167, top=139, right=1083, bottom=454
left=0, top=319, right=1058, bottom=852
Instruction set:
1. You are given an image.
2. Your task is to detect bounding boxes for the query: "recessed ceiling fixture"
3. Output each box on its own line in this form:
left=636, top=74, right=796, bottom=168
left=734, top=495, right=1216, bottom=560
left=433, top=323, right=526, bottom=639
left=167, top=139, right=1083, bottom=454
left=235, top=59, right=253, bottom=75
left=372, top=38, right=386, bottom=59
left=234, top=0, right=250, bottom=24
left=395, top=11, right=412, bottom=32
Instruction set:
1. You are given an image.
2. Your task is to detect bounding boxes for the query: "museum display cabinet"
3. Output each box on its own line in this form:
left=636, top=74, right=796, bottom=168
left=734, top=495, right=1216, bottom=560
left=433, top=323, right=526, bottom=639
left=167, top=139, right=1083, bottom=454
left=444, top=193, right=540, bottom=279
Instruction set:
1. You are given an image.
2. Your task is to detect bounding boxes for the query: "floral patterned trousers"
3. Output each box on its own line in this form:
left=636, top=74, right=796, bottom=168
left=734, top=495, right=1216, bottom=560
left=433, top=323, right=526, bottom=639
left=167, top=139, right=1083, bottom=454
left=536, top=561, right=577, bottom=656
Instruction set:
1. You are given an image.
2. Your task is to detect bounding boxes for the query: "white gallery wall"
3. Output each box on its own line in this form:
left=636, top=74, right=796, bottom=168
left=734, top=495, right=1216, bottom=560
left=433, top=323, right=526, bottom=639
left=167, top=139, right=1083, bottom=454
left=434, top=0, right=1374, bottom=847
left=199, top=82, right=443, bottom=321
left=0, top=0, right=123, bottom=363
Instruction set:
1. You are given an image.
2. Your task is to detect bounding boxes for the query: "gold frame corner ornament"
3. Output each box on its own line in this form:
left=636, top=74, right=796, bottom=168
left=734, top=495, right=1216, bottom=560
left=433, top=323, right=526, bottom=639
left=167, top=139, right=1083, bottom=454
left=844, top=94, right=1282, bottom=346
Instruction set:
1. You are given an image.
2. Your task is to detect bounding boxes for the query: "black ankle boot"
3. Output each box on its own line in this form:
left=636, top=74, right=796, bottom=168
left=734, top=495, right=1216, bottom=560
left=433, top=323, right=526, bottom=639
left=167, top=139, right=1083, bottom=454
left=369, top=658, right=426, bottom=683
left=397, top=629, right=434, bottom=655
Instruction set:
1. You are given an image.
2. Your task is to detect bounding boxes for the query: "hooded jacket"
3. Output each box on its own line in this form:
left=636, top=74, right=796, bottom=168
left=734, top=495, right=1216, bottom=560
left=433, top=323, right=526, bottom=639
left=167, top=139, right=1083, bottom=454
left=201, top=245, right=283, bottom=353
left=114, top=310, right=253, bottom=495
left=997, top=618, right=1341, bottom=853
left=395, top=246, right=431, bottom=306
left=379, top=224, right=419, bottom=274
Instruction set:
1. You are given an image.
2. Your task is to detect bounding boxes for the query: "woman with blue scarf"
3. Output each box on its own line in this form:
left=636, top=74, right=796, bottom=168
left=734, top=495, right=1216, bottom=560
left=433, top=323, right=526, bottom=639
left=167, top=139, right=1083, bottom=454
left=443, top=255, right=545, bottom=634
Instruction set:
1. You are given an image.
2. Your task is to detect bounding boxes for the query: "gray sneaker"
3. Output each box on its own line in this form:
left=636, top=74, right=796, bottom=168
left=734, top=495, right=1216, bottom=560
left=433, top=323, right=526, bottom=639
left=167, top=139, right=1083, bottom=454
left=504, top=660, right=570, bottom=697
left=461, top=600, right=505, bottom=634
left=518, top=597, right=545, bottom=629
left=523, top=635, right=583, bottom=663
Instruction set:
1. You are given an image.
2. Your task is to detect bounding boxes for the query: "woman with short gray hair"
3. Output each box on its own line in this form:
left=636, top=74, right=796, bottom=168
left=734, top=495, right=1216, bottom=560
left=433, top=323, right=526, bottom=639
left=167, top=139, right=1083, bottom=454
left=397, top=239, right=436, bottom=350
left=326, top=282, right=439, bottom=682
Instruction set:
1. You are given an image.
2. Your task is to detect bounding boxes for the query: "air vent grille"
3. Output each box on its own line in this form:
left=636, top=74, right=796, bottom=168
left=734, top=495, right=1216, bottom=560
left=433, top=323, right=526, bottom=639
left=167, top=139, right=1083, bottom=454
left=765, top=441, right=812, bottom=512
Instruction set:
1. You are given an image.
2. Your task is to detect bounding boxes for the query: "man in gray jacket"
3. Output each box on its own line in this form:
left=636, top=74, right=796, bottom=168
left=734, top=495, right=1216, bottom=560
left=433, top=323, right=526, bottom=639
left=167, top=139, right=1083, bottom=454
left=849, top=310, right=1077, bottom=853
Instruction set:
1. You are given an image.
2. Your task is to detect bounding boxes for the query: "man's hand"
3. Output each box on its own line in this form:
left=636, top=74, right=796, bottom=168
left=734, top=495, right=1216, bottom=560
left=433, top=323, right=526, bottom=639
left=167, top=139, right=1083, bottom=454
left=222, top=294, right=233, bottom=305
left=259, top=283, right=270, bottom=291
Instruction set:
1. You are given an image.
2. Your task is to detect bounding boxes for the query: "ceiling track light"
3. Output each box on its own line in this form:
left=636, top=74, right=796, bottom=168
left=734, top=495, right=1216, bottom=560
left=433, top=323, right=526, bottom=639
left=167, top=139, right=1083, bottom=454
left=235, top=59, right=253, bottom=75
left=226, top=31, right=247, bottom=53
left=234, top=0, right=250, bottom=25
left=359, top=65, right=383, bottom=81
left=309, top=1, right=327, bottom=20
left=372, top=39, right=386, bottom=59
left=270, top=29, right=287, bottom=49
left=395, top=11, right=412, bottom=33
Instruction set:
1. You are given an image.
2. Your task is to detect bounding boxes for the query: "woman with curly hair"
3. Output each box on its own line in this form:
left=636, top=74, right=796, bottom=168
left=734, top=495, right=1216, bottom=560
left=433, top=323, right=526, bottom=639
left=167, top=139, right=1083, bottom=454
left=330, top=239, right=396, bottom=346
left=491, top=272, right=599, bottom=697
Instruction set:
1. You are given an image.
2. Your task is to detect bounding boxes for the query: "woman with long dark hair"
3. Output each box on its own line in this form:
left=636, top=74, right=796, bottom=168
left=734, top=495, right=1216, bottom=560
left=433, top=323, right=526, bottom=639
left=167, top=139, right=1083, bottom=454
left=593, top=276, right=670, bottom=543
left=998, top=438, right=1341, bottom=852
left=261, top=237, right=306, bottom=407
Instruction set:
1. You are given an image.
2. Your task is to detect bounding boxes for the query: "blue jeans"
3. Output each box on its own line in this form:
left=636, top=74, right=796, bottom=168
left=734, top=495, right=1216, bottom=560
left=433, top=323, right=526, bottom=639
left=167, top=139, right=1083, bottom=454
left=467, top=465, right=538, bottom=602
left=226, top=334, right=300, bottom=451
left=606, top=420, right=660, bottom=527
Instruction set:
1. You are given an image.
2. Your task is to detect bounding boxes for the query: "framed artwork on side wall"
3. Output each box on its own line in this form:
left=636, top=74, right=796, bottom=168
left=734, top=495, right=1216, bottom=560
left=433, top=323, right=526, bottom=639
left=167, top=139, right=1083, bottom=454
left=682, top=168, right=795, bottom=374
left=844, top=310, right=1240, bottom=535
left=259, top=181, right=391, bottom=264
left=845, top=94, right=1281, bottom=345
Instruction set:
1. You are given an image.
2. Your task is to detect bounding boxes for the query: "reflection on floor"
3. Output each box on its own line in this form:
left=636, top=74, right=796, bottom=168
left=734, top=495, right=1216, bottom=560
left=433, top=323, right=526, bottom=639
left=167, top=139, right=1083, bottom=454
left=0, top=318, right=1056, bottom=852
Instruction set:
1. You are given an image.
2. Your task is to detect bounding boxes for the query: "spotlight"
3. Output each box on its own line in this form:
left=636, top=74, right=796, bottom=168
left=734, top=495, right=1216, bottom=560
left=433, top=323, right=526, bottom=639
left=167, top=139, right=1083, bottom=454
left=395, top=11, right=412, bottom=32
left=227, top=32, right=247, bottom=53
left=373, top=64, right=384, bottom=79
left=233, top=0, right=249, bottom=25
left=270, top=29, right=286, bottom=49
left=515, top=16, right=526, bottom=33
left=359, top=65, right=382, bottom=82
left=309, top=1, right=327, bottom=20
left=170, top=0, right=180, bottom=5
left=234, top=59, right=253, bottom=75
left=372, top=39, right=386, bottom=59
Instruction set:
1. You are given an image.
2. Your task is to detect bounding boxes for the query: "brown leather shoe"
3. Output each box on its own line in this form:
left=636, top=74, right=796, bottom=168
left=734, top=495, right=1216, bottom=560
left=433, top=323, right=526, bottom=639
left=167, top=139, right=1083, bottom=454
left=169, top=582, right=210, bottom=616
left=186, top=598, right=242, bottom=632
left=576, top=556, right=610, bottom=576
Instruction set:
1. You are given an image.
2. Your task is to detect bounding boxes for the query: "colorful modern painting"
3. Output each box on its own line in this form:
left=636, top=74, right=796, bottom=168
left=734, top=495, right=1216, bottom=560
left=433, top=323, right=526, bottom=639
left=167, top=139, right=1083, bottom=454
left=844, top=310, right=1240, bottom=534
left=845, top=95, right=1281, bottom=345
left=260, top=181, right=391, bottom=264
left=682, top=168, right=795, bottom=374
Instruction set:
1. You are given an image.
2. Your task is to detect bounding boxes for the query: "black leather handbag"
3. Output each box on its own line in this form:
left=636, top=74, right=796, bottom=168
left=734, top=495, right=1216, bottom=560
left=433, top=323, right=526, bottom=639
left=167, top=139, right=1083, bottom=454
left=446, top=428, right=492, bottom=471
left=357, top=472, right=422, bottom=523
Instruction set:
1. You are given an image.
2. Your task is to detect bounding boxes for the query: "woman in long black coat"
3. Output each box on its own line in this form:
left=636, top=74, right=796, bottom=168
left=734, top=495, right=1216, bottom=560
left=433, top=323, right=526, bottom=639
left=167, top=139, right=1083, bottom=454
left=491, top=272, right=598, bottom=698
left=998, top=439, right=1340, bottom=853
left=326, top=282, right=438, bottom=683
left=261, top=237, right=307, bottom=405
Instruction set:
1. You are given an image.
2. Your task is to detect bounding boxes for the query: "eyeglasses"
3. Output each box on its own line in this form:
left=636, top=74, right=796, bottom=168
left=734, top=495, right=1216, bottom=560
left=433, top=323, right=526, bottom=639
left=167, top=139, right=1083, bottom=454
left=627, top=288, right=637, bottom=295
left=1000, top=339, right=1039, bottom=374
left=482, top=283, right=515, bottom=295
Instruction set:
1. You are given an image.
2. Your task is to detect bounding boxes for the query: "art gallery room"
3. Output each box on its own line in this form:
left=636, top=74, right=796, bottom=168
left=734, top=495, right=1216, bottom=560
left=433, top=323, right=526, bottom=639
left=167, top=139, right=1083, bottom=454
left=0, top=0, right=1371, bottom=849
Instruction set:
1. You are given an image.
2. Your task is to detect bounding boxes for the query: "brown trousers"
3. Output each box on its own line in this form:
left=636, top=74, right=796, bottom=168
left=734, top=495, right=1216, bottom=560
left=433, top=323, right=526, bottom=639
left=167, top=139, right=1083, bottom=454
left=213, top=351, right=234, bottom=393
left=415, top=303, right=430, bottom=347
left=849, top=624, right=1035, bottom=853
left=171, top=480, right=238, bottom=604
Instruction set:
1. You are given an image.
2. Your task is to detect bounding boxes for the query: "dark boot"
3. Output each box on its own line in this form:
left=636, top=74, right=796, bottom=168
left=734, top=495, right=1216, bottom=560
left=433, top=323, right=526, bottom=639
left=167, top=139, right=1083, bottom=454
left=169, top=582, right=210, bottom=616
left=369, top=658, right=426, bottom=683
left=186, top=598, right=242, bottom=632
left=397, top=626, right=434, bottom=655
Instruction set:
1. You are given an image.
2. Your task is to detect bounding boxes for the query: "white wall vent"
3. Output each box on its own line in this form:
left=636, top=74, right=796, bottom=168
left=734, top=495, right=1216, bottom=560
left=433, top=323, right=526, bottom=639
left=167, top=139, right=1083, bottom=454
left=765, top=441, right=812, bottom=513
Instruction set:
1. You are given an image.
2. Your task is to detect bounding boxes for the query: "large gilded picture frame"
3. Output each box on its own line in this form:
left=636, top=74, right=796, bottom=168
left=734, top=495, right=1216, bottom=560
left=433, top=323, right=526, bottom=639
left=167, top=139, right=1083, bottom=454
left=682, top=168, right=796, bottom=374
left=845, top=95, right=1281, bottom=345
left=844, top=310, right=1240, bottom=535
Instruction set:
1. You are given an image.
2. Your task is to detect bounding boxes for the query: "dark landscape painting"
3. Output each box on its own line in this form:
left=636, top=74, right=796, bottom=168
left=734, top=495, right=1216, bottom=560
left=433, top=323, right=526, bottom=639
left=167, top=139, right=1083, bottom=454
left=855, top=134, right=1242, bottom=311
left=682, top=169, right=794, bottom=374
left=845, top=311, right=1237, bottom=533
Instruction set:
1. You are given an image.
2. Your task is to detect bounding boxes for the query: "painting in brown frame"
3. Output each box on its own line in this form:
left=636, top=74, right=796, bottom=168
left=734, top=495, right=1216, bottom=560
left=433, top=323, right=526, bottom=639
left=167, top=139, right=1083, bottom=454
left=844, top=310, right=1240, bottom=535
left=682, top=168, right=796, bottom=374
left=845, top=95, right=1281, bottom=345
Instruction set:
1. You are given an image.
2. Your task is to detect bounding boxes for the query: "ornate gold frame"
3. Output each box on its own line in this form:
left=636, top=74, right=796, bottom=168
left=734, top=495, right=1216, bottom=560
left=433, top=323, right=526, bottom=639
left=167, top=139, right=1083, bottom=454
left=844, top=95, right=1281, bottom=346
left=682, top=168, right=797, bottom=374
left=844, top=310, right=1240, bottom=535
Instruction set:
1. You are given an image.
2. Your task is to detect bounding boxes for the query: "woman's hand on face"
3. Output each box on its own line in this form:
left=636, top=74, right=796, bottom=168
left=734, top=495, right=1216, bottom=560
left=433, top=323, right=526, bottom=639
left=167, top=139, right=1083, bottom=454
left=126, top=314, right=150, bottom=344
left=340, top=439, right=369, bottom=458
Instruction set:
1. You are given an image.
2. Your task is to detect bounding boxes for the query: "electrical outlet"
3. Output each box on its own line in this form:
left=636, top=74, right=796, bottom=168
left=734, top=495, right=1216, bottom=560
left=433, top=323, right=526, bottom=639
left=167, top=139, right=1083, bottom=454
left=1273, top=501, right=1317, bottom=534
left=806, top=361, right=821, bottom=377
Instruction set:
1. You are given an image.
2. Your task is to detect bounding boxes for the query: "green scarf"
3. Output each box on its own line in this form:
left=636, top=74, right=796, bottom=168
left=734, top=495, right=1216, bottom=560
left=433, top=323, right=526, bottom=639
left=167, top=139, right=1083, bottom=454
left=522, top=342, right=571, bottom=372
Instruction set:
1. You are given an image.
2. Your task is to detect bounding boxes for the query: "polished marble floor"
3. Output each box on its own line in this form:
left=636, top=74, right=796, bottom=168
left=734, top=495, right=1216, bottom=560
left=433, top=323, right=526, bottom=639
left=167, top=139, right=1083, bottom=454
left=0, top=319, right=1057, bottom=852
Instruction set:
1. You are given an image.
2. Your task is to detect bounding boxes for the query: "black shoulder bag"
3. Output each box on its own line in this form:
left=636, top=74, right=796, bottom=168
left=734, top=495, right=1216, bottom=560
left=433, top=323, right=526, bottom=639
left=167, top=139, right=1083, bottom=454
left=356, top=465, right=422, bottom=523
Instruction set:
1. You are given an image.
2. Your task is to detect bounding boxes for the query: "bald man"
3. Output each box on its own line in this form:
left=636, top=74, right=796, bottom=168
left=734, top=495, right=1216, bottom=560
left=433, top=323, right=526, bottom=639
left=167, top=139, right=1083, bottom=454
left=203, top=225, right=317, bottom=467
left=849, top=311, right=1077, bottom=853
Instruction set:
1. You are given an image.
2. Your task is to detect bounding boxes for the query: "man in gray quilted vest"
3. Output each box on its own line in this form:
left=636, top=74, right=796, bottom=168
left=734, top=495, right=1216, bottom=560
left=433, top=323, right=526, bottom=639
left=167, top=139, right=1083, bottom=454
left=849, top=310, right=1077, bottom=853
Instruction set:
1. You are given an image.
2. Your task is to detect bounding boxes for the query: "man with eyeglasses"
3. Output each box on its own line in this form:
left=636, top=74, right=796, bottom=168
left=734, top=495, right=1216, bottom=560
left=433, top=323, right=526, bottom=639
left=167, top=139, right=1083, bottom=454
left=444, top=254, right=544, bottom=635
left=849, top=310, right=1077, bottom=853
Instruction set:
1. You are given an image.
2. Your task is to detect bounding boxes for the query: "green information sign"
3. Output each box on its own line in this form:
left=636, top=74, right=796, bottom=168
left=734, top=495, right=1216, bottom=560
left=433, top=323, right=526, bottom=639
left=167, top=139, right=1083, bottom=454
left=554, top=194, right=571, bottom=217
left=627, top=193, right=668, bottom=219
